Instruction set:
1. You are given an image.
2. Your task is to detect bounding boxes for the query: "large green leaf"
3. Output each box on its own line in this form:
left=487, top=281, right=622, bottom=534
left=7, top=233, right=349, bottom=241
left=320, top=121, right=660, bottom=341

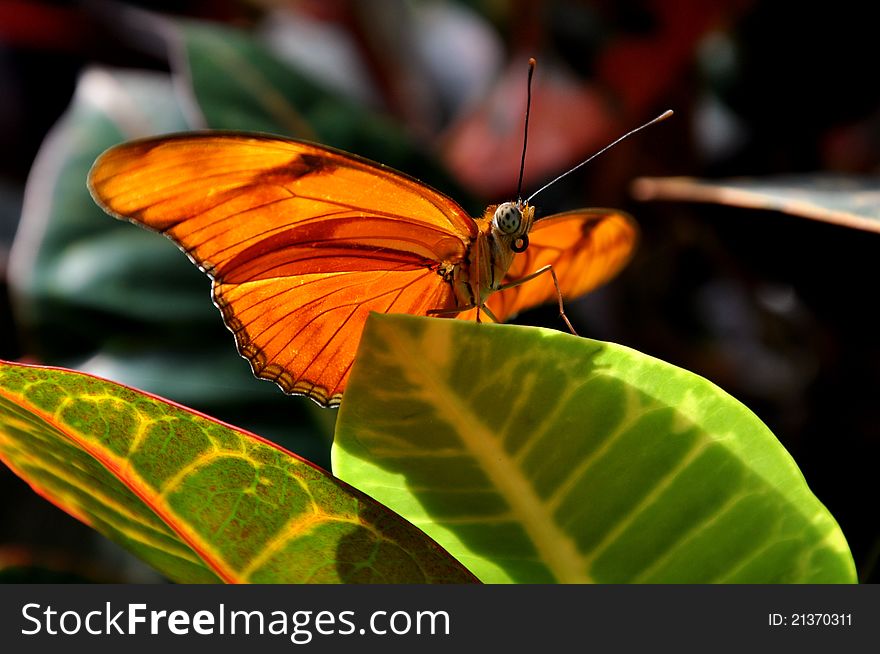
left=0, top=360, right=477, bottom=584
left=9, top=67, right=201, bottom=354
left=632, top=174, right=880, bottom=233
left=333, top=314, right=856, bottom=583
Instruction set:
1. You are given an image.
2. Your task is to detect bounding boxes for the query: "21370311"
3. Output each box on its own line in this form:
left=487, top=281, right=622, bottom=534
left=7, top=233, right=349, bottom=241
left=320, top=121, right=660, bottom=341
left=768, top=613, right=853, bottom=627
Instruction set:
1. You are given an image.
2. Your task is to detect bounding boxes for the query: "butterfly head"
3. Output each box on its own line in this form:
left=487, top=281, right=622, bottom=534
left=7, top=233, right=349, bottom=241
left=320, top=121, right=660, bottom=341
left=491, top=201, right=534, bottom=253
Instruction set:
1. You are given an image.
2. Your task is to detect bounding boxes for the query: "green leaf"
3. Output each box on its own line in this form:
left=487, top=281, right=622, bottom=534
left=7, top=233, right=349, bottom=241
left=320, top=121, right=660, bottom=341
left=0, top=360, right=477, bottom=584
left=333, top=314, right=856, bottom=583
left=9, top=67, right=202, bottom=359
left=175, top=20, right=315, bottom=138
left=8, top=67, right=217, bottom=360
left=632, top=174, right=880, bottom=233
left=175, top=20, right=474, bottom=210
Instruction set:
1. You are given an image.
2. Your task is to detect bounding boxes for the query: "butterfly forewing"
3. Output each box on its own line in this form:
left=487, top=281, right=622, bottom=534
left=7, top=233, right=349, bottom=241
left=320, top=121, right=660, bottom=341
left=89, top=134, right=477, bottom=268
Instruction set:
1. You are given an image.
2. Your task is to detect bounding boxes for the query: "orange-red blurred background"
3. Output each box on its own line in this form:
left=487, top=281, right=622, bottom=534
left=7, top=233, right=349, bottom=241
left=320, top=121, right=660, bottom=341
left=1, top=0, right=878, bottom=582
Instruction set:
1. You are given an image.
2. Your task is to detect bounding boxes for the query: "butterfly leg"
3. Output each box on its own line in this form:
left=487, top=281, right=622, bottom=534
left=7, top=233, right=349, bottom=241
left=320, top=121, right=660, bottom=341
left=499, top=265, right=577, bottom=335
left=479, top=304, right=501, bottom=324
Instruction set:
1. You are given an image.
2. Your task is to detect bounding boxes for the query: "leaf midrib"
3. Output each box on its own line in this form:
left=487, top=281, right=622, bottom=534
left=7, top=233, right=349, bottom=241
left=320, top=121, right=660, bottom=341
left=389, top=326, right=593, bottom=583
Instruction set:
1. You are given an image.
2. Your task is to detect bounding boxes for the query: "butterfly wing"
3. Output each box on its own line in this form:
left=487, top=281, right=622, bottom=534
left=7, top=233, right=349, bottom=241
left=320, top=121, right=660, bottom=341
left=457, top=209, right=637, bottom=323
left=89, top=133, right=477, bottom=406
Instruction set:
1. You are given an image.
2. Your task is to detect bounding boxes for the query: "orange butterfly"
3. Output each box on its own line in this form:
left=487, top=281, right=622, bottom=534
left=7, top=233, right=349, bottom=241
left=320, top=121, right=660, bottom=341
left=89, top=116, right=663, bottom=406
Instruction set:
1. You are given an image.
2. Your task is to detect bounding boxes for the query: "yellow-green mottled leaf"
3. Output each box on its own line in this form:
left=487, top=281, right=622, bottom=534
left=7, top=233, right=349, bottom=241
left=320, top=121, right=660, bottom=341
left=333, top=314, right=856, bottom=583
left=632, top=174, right=880, bottom=233
left=0, top=360, right=476, bottom=584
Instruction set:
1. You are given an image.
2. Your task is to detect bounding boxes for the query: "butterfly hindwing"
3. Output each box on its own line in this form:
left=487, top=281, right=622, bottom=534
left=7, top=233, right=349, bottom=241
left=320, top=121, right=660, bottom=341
left=457, top=209, right=637, bottom=323
left=214, top=266, right=456, bottom=407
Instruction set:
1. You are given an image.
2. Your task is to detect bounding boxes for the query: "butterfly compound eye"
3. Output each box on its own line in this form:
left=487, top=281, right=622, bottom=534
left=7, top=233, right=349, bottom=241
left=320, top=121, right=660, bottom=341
left=492, top=202, right=522, bottom=235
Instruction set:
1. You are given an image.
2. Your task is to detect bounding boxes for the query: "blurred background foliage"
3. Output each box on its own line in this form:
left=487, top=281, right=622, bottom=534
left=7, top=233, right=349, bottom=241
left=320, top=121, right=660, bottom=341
left=0, top=0, right=877, bottom=583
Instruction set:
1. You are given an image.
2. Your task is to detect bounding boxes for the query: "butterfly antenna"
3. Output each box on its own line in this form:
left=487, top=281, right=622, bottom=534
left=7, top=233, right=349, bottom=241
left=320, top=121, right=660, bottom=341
left=516, top=58, right=537, bottom=205
left=526, top=109, right=674, bottom=205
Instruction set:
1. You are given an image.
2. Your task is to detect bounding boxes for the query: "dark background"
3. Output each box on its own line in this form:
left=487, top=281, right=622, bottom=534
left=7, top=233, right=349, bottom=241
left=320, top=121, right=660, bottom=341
left=1, top=0, right=877, bottom=582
